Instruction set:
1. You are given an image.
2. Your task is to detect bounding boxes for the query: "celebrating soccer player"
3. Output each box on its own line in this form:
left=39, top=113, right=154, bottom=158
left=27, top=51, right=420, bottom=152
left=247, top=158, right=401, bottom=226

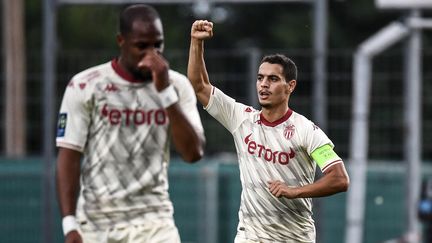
left=188, top=20, right=349, bottom=242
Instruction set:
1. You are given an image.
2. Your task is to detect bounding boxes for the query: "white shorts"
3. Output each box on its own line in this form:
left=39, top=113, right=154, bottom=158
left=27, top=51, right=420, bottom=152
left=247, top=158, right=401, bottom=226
left=234, top=234, right=261, bottom=243
left=79, top=218, right=181, bottom=243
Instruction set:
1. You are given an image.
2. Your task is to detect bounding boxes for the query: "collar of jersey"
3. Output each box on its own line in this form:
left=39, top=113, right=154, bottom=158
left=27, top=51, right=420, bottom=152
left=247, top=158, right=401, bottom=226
left=111, top=58, right=147, bottom=83
left=259, top=109, right=293, bottom=127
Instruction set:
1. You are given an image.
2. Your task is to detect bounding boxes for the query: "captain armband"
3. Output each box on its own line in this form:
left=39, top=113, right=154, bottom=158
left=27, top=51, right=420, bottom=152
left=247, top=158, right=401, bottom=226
left=311, top=144, right=342, bottom=171
left=158, top=85, right=179, bottom=108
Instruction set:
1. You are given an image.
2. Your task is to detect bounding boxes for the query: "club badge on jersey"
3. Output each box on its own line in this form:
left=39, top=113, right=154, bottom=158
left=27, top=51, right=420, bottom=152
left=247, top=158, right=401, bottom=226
left=283, top=124, right=295, bottom=140
left=57, top=113, right=67, bottom=137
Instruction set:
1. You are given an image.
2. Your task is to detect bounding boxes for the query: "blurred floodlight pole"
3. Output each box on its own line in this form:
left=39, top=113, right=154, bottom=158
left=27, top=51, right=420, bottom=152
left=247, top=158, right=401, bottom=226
left=312, top=0, right=327, bottom=131
left=346, top=22, right=409, bottom=243
left=192, top=0, right=211, bottom=17
left=248, top=47, right=261, bottom=108
left=404, top=10, right=422, bottom=243
left=311, top=1, right=327, bottom=241
left=2, top=0, right=26, bottom=157
left=42, top=0, right=57, bottom=242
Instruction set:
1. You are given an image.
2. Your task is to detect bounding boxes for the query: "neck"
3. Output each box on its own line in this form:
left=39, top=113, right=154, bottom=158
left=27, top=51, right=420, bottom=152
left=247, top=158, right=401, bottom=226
left=117, top=57, right=129, bottom=74
left=114, top=57, right=149, bottom=83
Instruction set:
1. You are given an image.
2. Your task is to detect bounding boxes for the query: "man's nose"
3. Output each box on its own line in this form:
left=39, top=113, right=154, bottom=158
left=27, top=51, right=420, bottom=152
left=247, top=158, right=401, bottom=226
left=260, top=78, right=270, bottom=87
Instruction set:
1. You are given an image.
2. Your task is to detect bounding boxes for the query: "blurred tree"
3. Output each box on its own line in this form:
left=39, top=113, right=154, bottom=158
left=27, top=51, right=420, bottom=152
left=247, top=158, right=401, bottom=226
left=57, top=5, right=119, bottom=50
left=24, top=1, right=430, bottom=51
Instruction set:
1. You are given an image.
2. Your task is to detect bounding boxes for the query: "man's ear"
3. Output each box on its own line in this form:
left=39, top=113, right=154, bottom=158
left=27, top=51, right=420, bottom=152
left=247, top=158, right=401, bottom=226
left=287, top=79, right=297, bottom=94
left=116, top=33, right=124, bottom=47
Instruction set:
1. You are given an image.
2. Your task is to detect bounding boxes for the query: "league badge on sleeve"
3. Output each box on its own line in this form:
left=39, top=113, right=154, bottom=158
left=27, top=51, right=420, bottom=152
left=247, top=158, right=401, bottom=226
left=57, top=113, right=67, bottom=137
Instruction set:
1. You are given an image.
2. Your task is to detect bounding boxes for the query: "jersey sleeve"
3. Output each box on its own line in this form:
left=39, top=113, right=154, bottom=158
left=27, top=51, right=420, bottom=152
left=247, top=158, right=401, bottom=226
left=170, top=71, right=205, bottom=140
left=301, top=120, right=342, bottom=172
left=204, top=87, right=248, bottom=133
left=56, top=79, right=92, bottom=152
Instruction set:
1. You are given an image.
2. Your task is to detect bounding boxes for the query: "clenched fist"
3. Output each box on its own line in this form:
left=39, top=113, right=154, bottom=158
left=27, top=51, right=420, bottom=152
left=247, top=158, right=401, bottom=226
left=191, top=20, right=214, bottom=40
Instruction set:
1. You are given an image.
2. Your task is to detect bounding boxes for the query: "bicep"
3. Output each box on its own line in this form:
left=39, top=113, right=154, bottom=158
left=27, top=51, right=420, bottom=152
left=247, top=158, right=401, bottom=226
left=196, top=82, right=212, bottom=107
left=322, top=163, right=347, bottom=177
left=322, top=162, right=350, bottom=190
left=56, top=147, right=82, bottom=174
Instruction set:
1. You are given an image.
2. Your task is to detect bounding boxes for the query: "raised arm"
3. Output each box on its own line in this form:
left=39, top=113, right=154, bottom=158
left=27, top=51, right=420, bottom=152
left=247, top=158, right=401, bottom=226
left=188, top=20, right=214, bottom=107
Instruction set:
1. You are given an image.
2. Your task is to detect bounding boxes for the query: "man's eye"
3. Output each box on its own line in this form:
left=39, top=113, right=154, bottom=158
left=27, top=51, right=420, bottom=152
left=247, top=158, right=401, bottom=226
left=154, top=42, right=163, bottom=48
left=137, top=43, right=149, bottom=49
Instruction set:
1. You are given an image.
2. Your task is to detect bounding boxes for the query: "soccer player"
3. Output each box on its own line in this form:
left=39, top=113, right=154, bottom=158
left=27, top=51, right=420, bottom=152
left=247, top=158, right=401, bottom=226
left=188, top=20, right=349, bottom=243
left=55, top=5, right=205, bottom=243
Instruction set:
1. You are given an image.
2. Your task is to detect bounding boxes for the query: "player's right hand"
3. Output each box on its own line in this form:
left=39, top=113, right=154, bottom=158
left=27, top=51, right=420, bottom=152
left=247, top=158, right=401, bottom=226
left=65, top=230, right=83, bottom=243
left=191, top=20, right=213, bottom=40
left=137, top=50, right=170, bottom=92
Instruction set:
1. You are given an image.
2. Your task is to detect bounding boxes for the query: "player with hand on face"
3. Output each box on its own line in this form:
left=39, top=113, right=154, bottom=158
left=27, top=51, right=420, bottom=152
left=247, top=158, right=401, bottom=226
left=55, top=5, right=205, bottom=243
left=188, top=20, right=349, bottom=243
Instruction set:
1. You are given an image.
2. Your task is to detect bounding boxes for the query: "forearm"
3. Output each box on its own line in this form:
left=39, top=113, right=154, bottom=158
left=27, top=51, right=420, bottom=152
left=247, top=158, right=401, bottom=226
left=56, top=148, right=81, bottom=216
left=188, top=39, right=211, bottom=106
left=294, top=172, right=348, bottom=198
left=270, top=164, right=349, bottom=199
left=166, top=103, right=204, bottom=163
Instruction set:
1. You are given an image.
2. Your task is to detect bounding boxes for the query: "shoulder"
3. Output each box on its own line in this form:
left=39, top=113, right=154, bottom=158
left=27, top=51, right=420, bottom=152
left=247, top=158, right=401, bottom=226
left=244, top=106, right=259, bottom=116
left=169, top=69, right=189, bottom=84
left=63, top=62, right=112, bottom=99
left=71, top=62, right=111, bottom=83
left=168, top=69, right=195, bottom=96
left=67, top=62, right=112, bottom=91
left=289, top=111, right=319, bottom=131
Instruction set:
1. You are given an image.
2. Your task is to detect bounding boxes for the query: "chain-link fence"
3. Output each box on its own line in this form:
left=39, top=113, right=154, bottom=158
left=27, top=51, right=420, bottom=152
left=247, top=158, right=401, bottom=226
left=9, top=46, right=432, bottom=160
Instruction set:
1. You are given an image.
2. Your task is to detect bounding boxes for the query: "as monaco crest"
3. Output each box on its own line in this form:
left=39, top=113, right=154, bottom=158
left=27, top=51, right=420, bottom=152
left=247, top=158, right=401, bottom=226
left=283, top=124, right=295, bottom=140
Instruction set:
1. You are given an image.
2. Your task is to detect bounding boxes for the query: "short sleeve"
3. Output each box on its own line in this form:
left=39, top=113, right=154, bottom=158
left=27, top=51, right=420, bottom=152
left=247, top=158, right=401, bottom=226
left=301, top=120, right=333, bottom=155
left=55, top=79, right=91, bottom=152
left=170, top=71, right=205, bottom=140
left=204, top=87, right=249, bottom=133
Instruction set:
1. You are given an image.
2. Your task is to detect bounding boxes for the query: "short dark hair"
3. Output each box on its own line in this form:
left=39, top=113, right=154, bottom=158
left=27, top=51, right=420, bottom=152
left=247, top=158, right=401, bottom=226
left=261, top=54, right=297, bottom=81
left=118, top=4, right=160, bottom=35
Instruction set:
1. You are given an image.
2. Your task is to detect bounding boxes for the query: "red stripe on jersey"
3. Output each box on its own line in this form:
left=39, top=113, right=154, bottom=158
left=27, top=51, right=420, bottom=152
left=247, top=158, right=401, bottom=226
left=111, top=59, right=145, bottom=83
left=260, top=109, right=293, bottom=127
left=322, top=159, right=343, bottom=172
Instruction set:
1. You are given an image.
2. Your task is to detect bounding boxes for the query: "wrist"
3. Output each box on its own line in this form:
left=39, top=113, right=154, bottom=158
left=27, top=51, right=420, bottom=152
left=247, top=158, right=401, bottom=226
left=191, top=38, right=204, bottom=45
left=158, top=84, right=179, bottom=108
left=62, top=215, right=78, bottom=236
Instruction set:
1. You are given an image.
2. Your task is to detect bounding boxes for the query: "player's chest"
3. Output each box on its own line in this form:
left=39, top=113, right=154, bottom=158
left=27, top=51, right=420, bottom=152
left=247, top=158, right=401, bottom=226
left=237, top=122, right=300, bottom=163
left=92, top=82, right=168, bottom=127
left=93, top=82, right=161, bottom=109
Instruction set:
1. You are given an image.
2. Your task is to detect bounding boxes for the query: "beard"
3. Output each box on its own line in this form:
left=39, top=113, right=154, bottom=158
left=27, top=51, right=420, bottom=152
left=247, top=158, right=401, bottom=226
left=259, top=101, right=271, bottom=108
left=131, top=69, right=153, bottom=82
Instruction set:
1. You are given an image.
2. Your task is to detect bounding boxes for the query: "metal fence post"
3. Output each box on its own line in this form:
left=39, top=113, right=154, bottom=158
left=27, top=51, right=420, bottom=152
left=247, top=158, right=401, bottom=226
left=42, top=0, right=57, bottom=242
left=199, top=163, right=219, bottom=243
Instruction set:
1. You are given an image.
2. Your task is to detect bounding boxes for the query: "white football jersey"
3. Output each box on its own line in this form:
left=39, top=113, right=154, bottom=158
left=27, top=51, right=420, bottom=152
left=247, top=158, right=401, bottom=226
left=205, top=87, right=341, bottom=243
left=56, top=59, right=204, bottom=230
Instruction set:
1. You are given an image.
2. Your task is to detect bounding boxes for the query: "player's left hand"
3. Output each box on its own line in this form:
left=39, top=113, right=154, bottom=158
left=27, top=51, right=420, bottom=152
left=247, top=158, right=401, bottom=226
left=191, top=20, right=213, bottom=40
left=268, top=180, right=299, bottom=199
left=138, top=50, right=170, bottom=91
